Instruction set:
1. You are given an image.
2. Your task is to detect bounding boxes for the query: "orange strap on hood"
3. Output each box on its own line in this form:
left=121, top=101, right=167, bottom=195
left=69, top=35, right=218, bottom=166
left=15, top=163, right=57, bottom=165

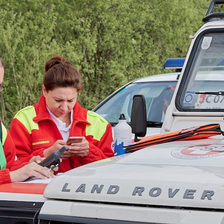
left=125, top=123, right=223, bottom=153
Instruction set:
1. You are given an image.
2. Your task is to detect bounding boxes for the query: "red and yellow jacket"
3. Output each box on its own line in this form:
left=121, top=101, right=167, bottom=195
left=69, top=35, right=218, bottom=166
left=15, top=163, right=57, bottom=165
left=0, top=123, right=22, bottom=185
left=10, top=95, right=114, bottom=173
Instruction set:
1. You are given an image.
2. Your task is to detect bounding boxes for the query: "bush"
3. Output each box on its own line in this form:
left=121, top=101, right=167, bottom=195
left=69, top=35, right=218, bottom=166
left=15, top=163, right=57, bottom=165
left=0, top=0, right=210, bottom=128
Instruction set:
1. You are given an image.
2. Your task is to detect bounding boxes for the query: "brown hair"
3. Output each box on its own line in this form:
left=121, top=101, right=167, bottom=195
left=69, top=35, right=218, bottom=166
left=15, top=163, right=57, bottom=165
left=43, top=55, right=83, bottom=92
left=0, top=58, right=4, bottom=68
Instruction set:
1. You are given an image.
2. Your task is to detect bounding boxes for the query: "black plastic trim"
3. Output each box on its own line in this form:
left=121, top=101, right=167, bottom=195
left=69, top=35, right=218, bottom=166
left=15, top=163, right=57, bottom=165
left=0, top=200, right=43, bottom=208
left=203, top=0, right=224, bottom=22
left=38, top=214, right=151, bottom=224
left=0, top=200, right=44, bottom=224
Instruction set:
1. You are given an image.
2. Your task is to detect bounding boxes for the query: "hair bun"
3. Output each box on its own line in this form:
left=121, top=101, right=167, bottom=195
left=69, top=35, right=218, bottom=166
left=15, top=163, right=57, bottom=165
left=45, top=55, right=69, bottom=72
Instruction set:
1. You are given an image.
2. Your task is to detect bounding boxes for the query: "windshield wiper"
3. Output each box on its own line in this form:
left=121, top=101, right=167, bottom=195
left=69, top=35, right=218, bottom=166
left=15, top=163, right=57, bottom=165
left=110, top=122, right=118, bottom=127
left=110, top=121, right=162, bottom=128
left=147, top=121, right=162, bottom=127
left=111, top=122, right=133, bottom=127
left=195, top=91, right=224, bottom=95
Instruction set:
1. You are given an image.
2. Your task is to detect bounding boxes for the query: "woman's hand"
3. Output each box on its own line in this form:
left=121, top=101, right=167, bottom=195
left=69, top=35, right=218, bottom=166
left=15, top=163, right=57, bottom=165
left=29, top=155, right=44, bottom=164
left=29, top=155, right=59, bottom=172
left=43, top=139, right=66, bottom=158
left=61, top=137, right=89, bottom=160
left=10, top=162, right=55, bottom=183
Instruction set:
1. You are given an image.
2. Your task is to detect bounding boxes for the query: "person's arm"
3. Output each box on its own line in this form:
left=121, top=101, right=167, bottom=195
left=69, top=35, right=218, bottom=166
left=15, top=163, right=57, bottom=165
left=0, top=163, right=55, bottom=184
left=79, top=123, right=114, bottom=164
left=0, top=169, right=11, bottom=185
left=66, top=123, right=114, bottom=167
left=4, top=128, right=23, bottom=171
left=10, top=118, right=45, bottom=163
left=3, top=125, right=55, bottom=183
left=9, top=162, right=54, bottom=182
left=10, top=117, right=67, bottom=162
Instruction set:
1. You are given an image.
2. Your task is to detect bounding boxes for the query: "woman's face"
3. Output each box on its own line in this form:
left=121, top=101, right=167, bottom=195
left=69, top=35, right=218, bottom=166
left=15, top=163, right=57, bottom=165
left=42, top=86, right=78, bottom=121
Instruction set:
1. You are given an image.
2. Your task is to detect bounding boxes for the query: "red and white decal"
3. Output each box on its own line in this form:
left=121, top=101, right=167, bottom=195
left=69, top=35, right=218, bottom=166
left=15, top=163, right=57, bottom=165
left=171, top=144, right=224, bottom=159
left=0, top=183, right=47, bottom=194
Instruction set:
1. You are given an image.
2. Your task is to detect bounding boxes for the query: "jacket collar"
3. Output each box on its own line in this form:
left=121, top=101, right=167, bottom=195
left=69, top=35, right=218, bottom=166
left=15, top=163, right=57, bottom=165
left=33, top=95, right=90, bottom=125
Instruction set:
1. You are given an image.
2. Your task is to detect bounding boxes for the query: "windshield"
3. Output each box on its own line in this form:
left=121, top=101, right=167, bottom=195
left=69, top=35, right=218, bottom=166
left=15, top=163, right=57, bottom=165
left=94, top=81, right=177, bottom=127
left=178, top=31, right=224, bottom=111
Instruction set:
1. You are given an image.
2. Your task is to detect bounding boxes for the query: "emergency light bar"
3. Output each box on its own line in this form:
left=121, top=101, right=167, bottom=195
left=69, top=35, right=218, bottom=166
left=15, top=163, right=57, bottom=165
left=164, top=58, right=185, bottom=69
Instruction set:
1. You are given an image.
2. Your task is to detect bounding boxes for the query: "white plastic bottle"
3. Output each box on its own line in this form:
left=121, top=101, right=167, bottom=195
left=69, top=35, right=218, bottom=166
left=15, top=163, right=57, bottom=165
left=114, top=114, right=132, bottom=155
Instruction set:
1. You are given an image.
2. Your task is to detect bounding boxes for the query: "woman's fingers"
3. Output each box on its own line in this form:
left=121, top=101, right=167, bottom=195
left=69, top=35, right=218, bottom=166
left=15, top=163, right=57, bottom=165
left=26, top=162, right=55, bottom=179
left=29, top=155, right=43, bottom=164
left=10, top=162, right=55, bottom=182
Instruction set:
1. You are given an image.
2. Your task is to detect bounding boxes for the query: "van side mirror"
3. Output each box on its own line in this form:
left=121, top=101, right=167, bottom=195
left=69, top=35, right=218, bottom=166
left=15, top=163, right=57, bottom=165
left=131, top=94, right=147, bottom=142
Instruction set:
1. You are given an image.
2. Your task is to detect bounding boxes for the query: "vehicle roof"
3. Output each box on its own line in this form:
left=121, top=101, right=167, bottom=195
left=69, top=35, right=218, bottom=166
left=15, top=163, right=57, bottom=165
left=133, top=72, right=179, bottom=83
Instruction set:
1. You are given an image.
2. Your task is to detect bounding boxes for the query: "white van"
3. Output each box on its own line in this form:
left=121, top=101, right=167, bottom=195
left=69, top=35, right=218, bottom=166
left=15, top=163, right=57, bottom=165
left=93, top=58, right=184, bottom=136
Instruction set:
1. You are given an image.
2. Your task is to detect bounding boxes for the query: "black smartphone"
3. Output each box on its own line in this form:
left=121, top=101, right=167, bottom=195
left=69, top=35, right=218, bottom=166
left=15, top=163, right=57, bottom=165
left=39, top=146, right=67, bottom=168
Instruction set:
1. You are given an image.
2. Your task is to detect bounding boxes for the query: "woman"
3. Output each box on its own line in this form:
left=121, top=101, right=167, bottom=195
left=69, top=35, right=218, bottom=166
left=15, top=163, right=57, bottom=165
left=10, top=55, right=114, bottom=173
left=0, top=58, right=54, bottom=185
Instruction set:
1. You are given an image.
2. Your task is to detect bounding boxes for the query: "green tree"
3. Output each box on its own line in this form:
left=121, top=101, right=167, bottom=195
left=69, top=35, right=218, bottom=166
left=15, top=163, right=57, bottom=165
left=0, top=0, right=211, bottom=128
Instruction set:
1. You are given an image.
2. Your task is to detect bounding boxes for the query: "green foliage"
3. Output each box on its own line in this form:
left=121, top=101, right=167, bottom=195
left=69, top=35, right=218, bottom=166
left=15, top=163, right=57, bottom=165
left=0, top=0, right=211, bottom=128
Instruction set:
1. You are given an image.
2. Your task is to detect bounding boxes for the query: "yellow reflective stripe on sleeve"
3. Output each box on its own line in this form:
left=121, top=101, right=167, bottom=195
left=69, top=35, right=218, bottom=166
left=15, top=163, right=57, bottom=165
left=14, top=106, right=39, bottom=134
left=86, top=111, right=108, bottom=141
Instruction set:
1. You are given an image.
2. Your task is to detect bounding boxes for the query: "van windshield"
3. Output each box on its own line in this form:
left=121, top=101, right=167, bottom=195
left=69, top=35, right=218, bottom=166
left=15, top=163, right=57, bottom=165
left=94, top=81, right=177, bottom=127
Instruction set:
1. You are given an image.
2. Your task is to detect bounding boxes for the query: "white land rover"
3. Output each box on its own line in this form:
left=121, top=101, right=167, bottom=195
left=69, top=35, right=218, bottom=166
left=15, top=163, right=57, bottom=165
left=1, top=0, right=224, bottom=224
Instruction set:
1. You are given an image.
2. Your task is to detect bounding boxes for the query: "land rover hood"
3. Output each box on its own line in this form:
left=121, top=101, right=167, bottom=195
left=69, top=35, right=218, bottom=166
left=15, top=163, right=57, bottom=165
left=44, top=137, right=224, bottom=209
